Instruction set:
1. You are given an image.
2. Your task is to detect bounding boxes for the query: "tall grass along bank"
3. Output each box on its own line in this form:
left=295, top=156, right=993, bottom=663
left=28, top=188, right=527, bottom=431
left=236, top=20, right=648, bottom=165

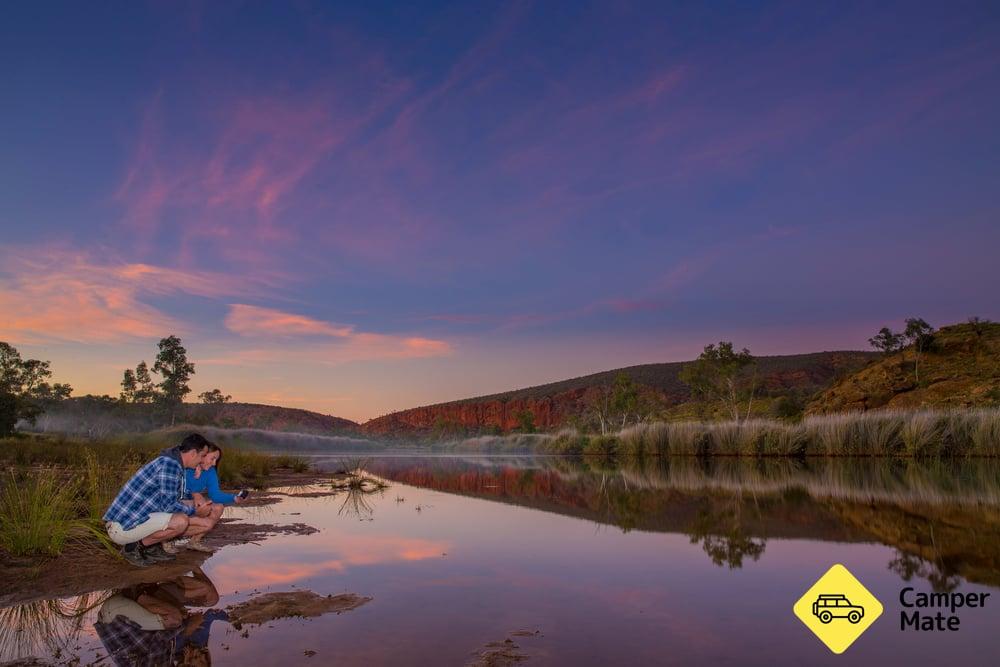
left=445, top=408, right=1000, bottom=458
left=0, top=435, right=311, bottom=560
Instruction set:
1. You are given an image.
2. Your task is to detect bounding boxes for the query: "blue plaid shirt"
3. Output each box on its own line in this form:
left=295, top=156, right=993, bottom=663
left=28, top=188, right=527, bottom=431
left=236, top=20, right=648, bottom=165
left=95, top=615, right=179, bottom=667
left=104, top=451, right=195, bottom=530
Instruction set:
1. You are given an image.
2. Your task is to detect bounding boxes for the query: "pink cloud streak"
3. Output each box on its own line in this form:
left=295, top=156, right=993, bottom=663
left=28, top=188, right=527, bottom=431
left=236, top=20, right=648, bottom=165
left=0, top=244, right=273, bottom=344
left=216, top=304, right=453, bottom=364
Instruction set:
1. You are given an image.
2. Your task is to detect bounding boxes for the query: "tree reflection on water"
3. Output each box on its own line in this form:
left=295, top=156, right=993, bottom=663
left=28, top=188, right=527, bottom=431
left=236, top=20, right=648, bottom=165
left=365, top=456, right=1000, bottom=587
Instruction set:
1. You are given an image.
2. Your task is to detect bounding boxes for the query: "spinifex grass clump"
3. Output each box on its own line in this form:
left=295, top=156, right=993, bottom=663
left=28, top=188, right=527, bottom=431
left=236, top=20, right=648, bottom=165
left=971, top=409, right=1000, bottom=457
left=0, top=470, right=78, bottom=557
left=899, top=412, right=941, bottom=457
left=619, top=423, right=670, bottom=458
left=585, top=408, right=1000, bottom=458
left=331, top=458, right=389, bottom=491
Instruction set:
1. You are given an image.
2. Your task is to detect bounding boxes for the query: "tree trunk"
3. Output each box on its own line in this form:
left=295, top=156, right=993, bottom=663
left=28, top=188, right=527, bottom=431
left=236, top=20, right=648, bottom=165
left=745, top=369, right=758, bottom=422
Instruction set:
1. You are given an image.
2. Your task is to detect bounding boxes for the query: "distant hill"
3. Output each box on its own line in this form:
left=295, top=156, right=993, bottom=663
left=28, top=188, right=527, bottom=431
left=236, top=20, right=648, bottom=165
left=362, top=351, right=876, bottom=436
left=29, top=398, right=359, bottom=438
left=807, top=321, right=1000, bottom=413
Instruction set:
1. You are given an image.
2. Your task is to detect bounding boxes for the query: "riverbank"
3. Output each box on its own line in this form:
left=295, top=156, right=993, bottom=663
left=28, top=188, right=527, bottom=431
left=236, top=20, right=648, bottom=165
left=0, top=470, right=328, bottom=608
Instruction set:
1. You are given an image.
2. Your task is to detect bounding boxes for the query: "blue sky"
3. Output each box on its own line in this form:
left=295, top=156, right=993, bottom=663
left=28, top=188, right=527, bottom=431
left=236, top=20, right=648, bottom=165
left=2, top=1, right=998, bottom=421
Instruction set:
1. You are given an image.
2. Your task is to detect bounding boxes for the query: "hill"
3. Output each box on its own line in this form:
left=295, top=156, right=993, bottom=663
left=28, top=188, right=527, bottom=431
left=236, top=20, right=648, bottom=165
left=361, top=351, right=876, bottom=436
left=29, top=398, right=359, bottom=438
left=807, top=321, right=1000, bottom=413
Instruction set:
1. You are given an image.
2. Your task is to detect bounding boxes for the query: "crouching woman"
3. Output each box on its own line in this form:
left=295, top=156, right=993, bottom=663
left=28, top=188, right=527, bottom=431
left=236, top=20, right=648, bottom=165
left=167, top=443, right=248, bottom=554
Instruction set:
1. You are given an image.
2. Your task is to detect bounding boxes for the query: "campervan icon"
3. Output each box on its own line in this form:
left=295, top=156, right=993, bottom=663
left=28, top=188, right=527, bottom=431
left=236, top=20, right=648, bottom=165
left=812, top=594, right=865, bottom=624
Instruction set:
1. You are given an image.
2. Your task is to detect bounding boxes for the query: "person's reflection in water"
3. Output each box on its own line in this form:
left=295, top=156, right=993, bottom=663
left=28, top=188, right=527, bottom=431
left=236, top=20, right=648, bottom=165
left=94, top=567, right=227, bottom=666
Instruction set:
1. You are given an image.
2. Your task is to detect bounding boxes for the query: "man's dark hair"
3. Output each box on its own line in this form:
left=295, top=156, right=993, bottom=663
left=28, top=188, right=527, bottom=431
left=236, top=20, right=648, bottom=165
left=179, top=433, right=212, bottom=452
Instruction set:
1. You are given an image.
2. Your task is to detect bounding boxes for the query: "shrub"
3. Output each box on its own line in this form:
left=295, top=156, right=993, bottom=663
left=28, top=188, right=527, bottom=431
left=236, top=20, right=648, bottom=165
left=771, top=395, right=804, bottom=421
left=0, top=470, right=78, bottom=557
left=583, top=435, right=619, bottom=458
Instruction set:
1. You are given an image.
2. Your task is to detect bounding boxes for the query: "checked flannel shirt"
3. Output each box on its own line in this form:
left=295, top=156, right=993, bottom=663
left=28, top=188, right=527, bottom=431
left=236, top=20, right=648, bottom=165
left=103, top=450, right=195, bottom=530
left=95, top=615, right=179, bottom=667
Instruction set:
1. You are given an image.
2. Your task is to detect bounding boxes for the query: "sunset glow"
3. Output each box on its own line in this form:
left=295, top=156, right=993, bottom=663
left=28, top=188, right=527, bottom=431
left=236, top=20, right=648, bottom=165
left=2, top=2, right=998, bottom=421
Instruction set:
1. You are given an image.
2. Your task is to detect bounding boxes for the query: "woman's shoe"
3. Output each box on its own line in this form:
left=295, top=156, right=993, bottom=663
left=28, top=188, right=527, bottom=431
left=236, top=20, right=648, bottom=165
left=185, top=538, right=215, bottom=553
left=161, top=539, right=182, bottom=554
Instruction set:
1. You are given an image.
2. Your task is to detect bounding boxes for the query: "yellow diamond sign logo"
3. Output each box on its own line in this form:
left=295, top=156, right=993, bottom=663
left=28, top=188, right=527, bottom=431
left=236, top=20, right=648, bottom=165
left=793, top=563, right=883, bottom=654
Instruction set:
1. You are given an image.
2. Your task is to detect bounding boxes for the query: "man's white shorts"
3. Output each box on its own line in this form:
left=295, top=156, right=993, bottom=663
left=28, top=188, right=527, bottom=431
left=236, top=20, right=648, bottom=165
left=98, top=594, right=166, bottom=630
left=105, top=512, right=173, bottom=545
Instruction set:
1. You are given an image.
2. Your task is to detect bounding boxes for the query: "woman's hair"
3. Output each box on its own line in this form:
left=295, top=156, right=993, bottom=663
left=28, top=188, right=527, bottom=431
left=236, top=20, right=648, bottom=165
left=205, top=442, right=223, bottom=463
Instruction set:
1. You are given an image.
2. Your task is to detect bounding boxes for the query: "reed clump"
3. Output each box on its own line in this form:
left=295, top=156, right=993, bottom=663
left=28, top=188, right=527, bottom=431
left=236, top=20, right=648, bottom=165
left=0, top=470, right=78, bottom=557
left=449, top=408, right=1000, bottom=459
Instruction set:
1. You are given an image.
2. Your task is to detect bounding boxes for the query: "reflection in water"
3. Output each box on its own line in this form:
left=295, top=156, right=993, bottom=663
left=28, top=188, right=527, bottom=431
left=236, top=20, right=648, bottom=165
left=686, top=498, right=767, bottom=569
left=363, top=456, right=1000, bottom=588
left=331, top=467, right=390, bottom=522
left=3, top=455, right=1000, bottom=666
left=94, top=567, right=224, bottom=667
left=0, top=592, right=108, bottom=661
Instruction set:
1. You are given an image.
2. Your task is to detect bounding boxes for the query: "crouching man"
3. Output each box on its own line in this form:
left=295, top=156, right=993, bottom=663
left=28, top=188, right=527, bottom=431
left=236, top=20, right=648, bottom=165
left=103, top=433, right=218, bottom=567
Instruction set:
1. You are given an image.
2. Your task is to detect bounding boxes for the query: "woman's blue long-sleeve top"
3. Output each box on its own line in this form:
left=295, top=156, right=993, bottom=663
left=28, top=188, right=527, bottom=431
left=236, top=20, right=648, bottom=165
left=183, top=467, right=236, bottom=504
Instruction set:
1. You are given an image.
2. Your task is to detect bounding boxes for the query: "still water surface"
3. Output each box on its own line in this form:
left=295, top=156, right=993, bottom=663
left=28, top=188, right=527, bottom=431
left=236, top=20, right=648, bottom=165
left=4, top=455, right=1000, bottom=665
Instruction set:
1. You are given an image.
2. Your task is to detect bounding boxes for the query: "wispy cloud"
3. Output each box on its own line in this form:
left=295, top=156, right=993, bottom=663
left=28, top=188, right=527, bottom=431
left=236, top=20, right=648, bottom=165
left=226, top=304, right=355, bottom=338
left=0, top=244, right=274, bottom=344
left=216, top=304, right=453, bottom=364
left=115, top=80, right=407, bottom=265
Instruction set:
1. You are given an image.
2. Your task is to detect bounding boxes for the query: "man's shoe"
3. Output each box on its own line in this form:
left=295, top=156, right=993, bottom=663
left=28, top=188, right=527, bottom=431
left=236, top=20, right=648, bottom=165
left=122, top=544, right=153, bottom=567
left=141, top=543, right=176, bottom=562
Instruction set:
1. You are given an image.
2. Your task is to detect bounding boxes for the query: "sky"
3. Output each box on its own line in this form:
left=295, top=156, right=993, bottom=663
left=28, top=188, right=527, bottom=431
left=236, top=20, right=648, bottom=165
left=2, top=1, right=999, bottom=422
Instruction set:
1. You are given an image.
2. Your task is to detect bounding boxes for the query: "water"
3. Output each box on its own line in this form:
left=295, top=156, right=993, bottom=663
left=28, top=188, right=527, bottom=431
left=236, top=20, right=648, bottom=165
left=3, top=455, right=1000, bottom=665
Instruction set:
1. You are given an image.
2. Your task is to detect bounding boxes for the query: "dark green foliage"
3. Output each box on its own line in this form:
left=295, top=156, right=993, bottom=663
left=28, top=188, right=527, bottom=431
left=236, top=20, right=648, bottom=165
left=134, top=361, right=158, bottom=403
left=120, top=360, right=159, bottom=403
left=199, top=389, right=231, bottom=404
left=153, top=335, right=195, bottom=405
left=120, top=368, right=137, bottom=402
left=542, top=431, right=588, bottom=455
left=987, top=387, right=1000, bottom=405
left=679, top=342, right=756, bottom=422
left=0, top=342, right=72, bottom=433
left=869, top=327, right=904, bottom=355
left=583, top=435, right=619, bottom=457
left=904, top=318, right=935, bottom=383
left=0, top=392, right=17, bottom=437
left=516, top=409, right=536, bottom=433
left=771, top=395, right=804, bottom=421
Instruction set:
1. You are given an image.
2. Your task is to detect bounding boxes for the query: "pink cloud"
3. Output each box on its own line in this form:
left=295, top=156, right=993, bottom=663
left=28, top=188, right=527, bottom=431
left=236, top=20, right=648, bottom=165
left=114, top=79, right=409, bottom=266
left=226, top=304, right=355, bottom=338
left=209, top=534, right=450, bottom=588
left=217, top=304, right=453, bottom=364
left=0, top=244, right=272, bottom=344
